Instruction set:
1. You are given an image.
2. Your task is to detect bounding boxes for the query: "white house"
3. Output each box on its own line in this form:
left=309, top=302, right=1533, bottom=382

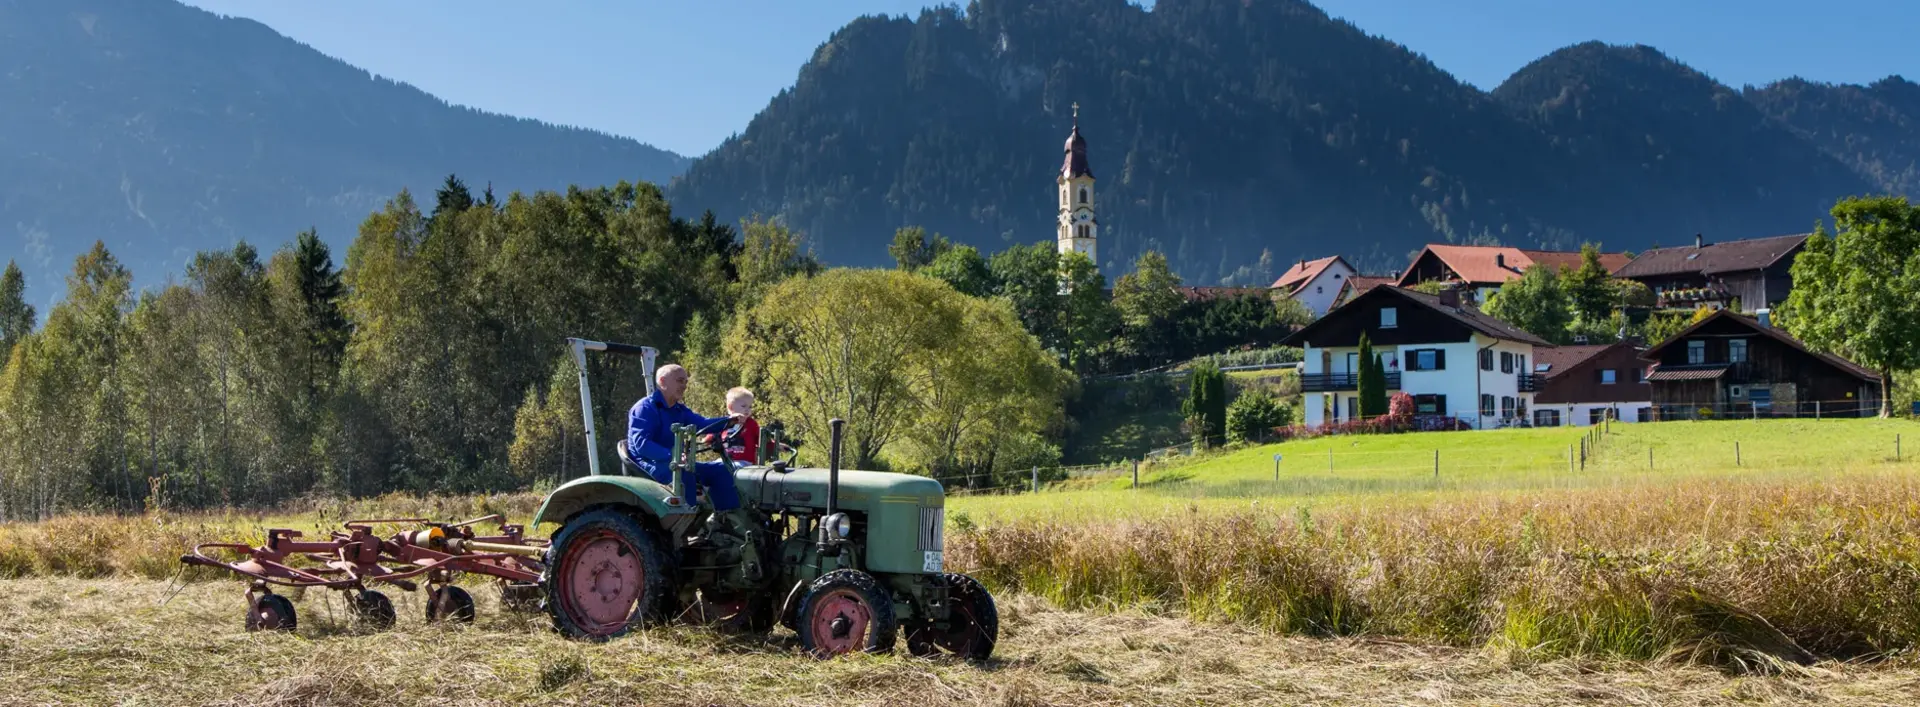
left=1281, top=286, right=1552, bottom=429
left=1271, top=255, right=1356, bottom=316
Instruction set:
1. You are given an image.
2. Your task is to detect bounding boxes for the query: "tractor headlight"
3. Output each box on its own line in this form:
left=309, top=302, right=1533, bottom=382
left=824, top=512, right=852, bottom=539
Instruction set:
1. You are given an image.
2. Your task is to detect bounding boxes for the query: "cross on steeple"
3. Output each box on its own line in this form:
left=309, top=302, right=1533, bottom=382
left=1071, top=102, right=1079, bottom=125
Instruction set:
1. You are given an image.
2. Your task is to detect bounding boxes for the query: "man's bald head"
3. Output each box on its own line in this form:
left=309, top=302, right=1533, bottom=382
left=656, top=364, right=690, bottom=404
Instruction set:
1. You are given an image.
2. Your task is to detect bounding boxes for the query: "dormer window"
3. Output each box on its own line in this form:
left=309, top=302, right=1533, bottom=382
left=1380, top=307, right=1398, bottom=329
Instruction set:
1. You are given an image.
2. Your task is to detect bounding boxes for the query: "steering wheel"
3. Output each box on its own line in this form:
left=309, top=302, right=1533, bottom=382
left=694, top=416, right=738, bottom=458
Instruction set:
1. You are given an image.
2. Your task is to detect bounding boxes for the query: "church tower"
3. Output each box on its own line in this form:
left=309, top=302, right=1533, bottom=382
left=1056, top=103, right=1097, bottom=267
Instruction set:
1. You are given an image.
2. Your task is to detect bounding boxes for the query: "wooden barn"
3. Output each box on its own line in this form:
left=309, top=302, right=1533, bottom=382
left=1641, top=310, right=1881, bottom=419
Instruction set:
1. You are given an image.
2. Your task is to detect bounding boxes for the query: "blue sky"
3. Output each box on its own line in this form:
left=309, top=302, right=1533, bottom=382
left=180, top=0, right=1916, bottom=158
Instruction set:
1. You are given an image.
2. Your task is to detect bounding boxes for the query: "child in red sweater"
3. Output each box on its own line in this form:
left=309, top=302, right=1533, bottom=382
left=714, top=387, right=760, bottom=465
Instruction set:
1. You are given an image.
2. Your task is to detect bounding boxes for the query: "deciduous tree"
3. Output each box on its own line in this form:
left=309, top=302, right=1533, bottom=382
left=1781, top=196, right=1920, bottom=417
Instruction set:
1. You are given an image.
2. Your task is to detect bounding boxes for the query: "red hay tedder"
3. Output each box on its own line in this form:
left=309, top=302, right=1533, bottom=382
left=180, top=514, right=548, bottom=631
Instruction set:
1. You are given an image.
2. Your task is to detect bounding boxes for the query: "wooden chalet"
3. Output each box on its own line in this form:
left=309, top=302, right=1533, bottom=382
left=1641, top=310, right=1881, bottom=419
left=1531, top=342, right=1654, bottom=425
left=1613, top=233, right=1807, bottom=311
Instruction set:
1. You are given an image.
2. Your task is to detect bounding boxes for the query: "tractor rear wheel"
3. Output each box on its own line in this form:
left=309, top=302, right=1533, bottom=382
left=543, top=508, right=668, bottom=641
left=906, top=573, right=998, bottom=660
left=426, top=585, right=476, bottom=624
left=351, top=589, right=396, bottom=629
left=797, top=570, right=897, bottom=658
left=246, top=593, right=297, bottom=632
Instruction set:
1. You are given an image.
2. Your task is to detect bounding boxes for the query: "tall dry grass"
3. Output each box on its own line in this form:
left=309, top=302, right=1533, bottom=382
left=949, top=471, right=1920, bottom=670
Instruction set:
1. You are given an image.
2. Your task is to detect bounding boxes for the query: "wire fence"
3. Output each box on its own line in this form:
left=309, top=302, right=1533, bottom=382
left=946, top=412, right=1917, bottom=499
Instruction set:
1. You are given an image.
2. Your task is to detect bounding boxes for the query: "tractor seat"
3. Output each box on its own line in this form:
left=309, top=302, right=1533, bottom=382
left=614, top=440, right=648, bottom=476
left=616, top=440, right=706, bottom=504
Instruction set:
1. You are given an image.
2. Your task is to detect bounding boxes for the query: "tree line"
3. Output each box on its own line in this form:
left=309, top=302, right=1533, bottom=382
left=0, top=176, right=1307, bottom=519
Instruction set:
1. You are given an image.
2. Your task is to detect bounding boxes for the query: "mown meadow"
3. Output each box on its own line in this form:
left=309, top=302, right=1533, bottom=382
left=2, top=417, right=1917, bottom=679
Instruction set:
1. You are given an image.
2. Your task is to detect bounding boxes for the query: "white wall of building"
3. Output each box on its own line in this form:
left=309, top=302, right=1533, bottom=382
left=1531, top=401, right=1654, bottom=427
left=1301, top=334, right=1539, bottom=429
left=1291, top=260, right=1357, bottom=316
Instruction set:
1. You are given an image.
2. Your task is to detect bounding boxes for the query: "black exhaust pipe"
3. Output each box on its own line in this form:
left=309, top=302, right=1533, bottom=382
left=827, top=418, right=844, bottom=517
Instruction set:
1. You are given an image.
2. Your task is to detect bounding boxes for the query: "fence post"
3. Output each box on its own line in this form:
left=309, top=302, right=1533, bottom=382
left=1898, top=434, right=1903, bottom=461
left=1433, top=450, right=1439, bottom=480
left=1031, top=466, right=1039, bottom=493
left=1648, top=446, right=1654, bottom=471
left=1580, top=438, right=1587, bottom=470
left=1328, top=447, right=1333, bottom=473
left=1132, top=460, right=1140, bottom=489
left=1735, top=441, right=1741, bottom=467
left=1816, top=401, right=1821, bottom=420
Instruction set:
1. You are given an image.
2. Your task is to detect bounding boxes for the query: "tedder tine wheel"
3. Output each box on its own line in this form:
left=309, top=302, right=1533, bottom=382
left=426, top=585, right=477, bottom=624
left=906, top=573, right=999, bottom=661
left=247, top=593, right=297, bottom=633
left=797, top=570, right=897, bottom=658
left=543, top=509, right=668, bottom=641
left=351, top=589, right=397, bottom=630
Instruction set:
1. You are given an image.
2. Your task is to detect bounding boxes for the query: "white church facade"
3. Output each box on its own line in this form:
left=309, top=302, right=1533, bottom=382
left=1056, top=104, right=1097, bottom=266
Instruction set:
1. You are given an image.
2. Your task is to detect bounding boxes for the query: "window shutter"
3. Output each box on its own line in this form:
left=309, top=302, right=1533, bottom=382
left=1435, top=349, right=1446, bottom=370
left=1435, top=395, right=1447, bottom=415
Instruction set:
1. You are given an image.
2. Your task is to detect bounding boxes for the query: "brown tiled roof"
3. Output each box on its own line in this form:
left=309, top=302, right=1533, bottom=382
left=1397, top=245, right=1631, bottom=286
left=1614, top=234, right=1808, bottom=278
left=1271, top=255, right=1345, bottom=292
left=1284, top=286, right=1552, bottom=347
left=1646, top=364, right=1729, bottom=381
left=1534, top=344, right=1614, bottom=378
left=1337, top=275, right=1395, bottom=301
left=1641, top=309, right=1881, bottom=382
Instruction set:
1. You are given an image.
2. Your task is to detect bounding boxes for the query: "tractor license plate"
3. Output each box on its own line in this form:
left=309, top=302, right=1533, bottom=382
left=923, top=551, right=943, bottom=573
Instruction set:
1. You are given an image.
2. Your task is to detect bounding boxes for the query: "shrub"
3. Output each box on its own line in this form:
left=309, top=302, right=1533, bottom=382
left=1225, top=388, right=1292, bottom=445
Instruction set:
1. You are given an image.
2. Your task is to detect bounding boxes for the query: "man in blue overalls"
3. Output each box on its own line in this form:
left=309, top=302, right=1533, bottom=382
left=627, top=364, right=762, bottom=575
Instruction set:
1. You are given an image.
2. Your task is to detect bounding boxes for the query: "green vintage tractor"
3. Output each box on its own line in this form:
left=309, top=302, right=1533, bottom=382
left=531, top=338, right=997, bottom=658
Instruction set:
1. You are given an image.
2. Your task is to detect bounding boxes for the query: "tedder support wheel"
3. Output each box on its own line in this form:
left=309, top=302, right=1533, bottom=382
left=544, top=508, right=668, bottom=641
left=426, top=585, right=477, bottom=624
left=797, top=570, right=897, bottom=658
left=247, top=593, right=297, bottom=632
left=351, top=589, right=396, bottom=630
left=906, top=573, right=999, bottom=660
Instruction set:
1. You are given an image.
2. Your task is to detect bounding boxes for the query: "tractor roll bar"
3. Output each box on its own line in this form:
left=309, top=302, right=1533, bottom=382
left=567, top=337, right=659, bottom=477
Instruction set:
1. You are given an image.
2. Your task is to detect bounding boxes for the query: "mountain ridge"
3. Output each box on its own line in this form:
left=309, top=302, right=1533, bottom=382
left=1, top=0, right=688, bottom=306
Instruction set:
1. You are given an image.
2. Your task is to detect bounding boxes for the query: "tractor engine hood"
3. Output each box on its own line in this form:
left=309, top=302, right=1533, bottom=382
left=735, top=466, right=944, bottom=513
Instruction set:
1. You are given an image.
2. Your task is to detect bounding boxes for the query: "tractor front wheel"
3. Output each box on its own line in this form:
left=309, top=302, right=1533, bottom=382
left=543, top=508, right=668, bottom=641
left=797, top=570, right=897, bottom=658
left=906, top=573, right=998, bottom=660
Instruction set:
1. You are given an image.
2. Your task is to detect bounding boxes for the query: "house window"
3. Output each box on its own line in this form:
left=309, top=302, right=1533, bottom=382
left=1409, top=349, right=1443, bottom=371
left=1634, top=367, right=1646, bottom=383
left=1534, top=409, right=1562, bottom=427
left=1729, top=339, right=1748, bottom=364
left=1480, top=349, right=1494, bottom=371
left=1589, top=408, right=1609, bottom=425
left=1413, top=394, right=1446, bottom=415
left=1500, top=396, right=1515, bottom=418
left=1500, top=351, right=1514, bottom=373
left=1380, top=307, right=1398, bottom=328
left=1346, top=397, right=1358, bottom=421
left=1315, top=286, right=1323, bottom=294
left=1480, top=394, right=1495, bottom=418
left=1687, top=340, right=1705, bottom=365
left=1600, top=369, right=1617, bottom=385
left=1636, top=407, right=1653, bottom=423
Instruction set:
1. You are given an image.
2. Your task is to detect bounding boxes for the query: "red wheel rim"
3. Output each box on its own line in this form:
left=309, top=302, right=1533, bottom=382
left=807, top=589, right=873, bottom=656
left=252, top=597, right=289, bottom=631
left=559, top=529, right=645, bottom=636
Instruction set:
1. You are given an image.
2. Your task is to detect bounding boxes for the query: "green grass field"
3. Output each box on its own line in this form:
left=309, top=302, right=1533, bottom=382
left=954, top=418, right=1919, bottom=521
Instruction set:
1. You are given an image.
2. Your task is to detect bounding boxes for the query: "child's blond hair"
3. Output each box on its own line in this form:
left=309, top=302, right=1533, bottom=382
left=725, top=387, right=755, bottom=411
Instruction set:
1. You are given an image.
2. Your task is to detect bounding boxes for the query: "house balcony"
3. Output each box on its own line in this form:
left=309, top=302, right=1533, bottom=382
left=1301, top=372, right=1402, bottom=393
left=1517, top=374, right=1540, bottom=392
